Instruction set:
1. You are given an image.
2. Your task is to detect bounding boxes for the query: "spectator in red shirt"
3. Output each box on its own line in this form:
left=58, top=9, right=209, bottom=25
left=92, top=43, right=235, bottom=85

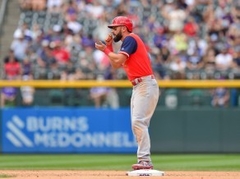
left=3, top=49, right=21, bottom=79
left=183, top=16, right=199, bottom=37
left=51, top=40, right=71, bottom=68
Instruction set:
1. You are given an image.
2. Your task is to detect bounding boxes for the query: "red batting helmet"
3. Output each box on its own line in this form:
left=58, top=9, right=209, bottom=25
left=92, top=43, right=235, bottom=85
left=108, top=16, right=133, bottom=32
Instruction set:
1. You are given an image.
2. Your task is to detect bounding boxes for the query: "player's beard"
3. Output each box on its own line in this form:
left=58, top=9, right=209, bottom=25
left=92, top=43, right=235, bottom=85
left=113, top=31, right=122, bottom=42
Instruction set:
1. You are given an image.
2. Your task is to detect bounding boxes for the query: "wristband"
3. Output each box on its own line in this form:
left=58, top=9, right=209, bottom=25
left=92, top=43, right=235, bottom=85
left=103, top=47, right=111, bottom=56
left=107, top=44, right=113, bottom=52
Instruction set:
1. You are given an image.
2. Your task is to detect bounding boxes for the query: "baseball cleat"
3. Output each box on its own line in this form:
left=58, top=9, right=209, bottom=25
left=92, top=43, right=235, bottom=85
left=132, top=161, right=153, bottom=170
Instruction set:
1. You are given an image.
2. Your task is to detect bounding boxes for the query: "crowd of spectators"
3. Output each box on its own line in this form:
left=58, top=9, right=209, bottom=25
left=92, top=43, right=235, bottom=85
left=2, top=0, right=240, bottom=108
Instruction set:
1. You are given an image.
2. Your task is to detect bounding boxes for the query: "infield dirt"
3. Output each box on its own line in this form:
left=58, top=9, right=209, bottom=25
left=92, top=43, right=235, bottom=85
left=0, top=170, right=240, bottom=179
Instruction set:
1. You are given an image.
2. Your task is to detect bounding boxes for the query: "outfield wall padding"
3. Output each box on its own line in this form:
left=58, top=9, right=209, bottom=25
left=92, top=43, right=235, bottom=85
left=1, top=107, right=240, bottom=153
left=150, top=107, right=240, bottom=153
left=0, top=109, right=2, bottom=153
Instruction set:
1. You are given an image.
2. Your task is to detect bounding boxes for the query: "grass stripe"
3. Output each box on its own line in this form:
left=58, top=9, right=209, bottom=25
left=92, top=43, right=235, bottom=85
left=0, top=154, right=240, bottom=171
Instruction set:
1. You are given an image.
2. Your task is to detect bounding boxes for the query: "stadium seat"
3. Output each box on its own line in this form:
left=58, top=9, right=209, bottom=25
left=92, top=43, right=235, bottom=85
left=179, top=89, right=212, bottom=107
left=163, top=89, right=179, bottom=108
left=117, top=88, right=132, bottom=107
left=64, top=89, right=79, bottom=106
left=48, top=89, right=65, bottom=106
left=34, top=89, right=52, bottom=106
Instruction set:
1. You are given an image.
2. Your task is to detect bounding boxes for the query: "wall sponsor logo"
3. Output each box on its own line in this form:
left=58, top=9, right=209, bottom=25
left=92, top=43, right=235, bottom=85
left=5, top=115, right=137, bottom=149
left=6, top=115, right=33, bottom=147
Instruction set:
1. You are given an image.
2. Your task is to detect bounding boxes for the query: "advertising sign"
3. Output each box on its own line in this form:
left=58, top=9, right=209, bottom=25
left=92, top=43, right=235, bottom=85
left=1, top=108, right=137, bottom=153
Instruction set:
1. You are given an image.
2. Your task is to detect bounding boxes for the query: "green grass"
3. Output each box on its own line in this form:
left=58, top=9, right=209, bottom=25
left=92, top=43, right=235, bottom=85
left=0, top=154, right=240, bottom=171
left=0, top=174, right=14, bottom=178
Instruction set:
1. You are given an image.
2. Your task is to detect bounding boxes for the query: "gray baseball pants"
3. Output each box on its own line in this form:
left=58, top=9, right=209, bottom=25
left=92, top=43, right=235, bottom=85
left=130, top=75, right=160, bottom=162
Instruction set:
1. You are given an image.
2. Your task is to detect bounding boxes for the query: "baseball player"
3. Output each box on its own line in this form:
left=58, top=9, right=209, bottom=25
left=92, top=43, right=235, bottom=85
left=95, top=16, right=159, bottom=170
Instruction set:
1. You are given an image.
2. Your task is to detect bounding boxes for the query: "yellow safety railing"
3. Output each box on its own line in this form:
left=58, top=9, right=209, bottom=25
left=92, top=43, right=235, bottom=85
left=0, top=80, right=240, bottom=88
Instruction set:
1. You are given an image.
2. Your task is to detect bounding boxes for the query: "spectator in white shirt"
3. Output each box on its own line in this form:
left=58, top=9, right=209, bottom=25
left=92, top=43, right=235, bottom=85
left=47, top=0, right=63, bottom=13
left=10, top=31, right=29, bottom=62
left=215, top=45, right=233, bottom=71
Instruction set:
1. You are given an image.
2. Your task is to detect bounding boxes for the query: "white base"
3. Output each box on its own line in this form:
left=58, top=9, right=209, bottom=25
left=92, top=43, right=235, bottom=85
left=126, top=169, right=164, bottom=177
